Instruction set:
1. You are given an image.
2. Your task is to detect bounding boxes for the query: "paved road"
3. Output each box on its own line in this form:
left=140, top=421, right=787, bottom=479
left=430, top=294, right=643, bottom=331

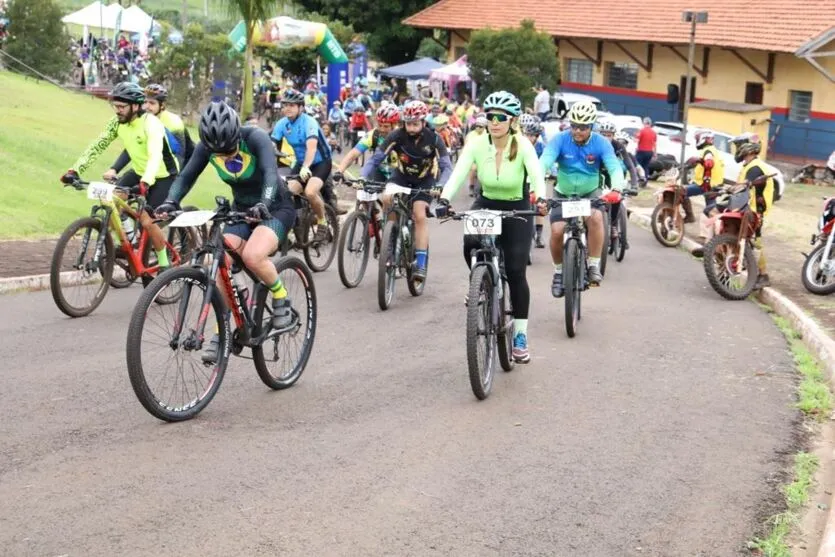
left=0, top=216, right=798, bottom=556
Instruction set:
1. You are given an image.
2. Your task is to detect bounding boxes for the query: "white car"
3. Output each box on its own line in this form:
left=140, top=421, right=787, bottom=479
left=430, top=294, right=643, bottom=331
left=549, top=92, right=612, bottom=120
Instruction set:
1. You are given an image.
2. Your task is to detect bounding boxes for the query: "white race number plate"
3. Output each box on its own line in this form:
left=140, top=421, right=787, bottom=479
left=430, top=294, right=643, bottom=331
left=464, top=210, right=502, bottom=235
left=169, top=210, right=216, bottom=228
left=384, top=184, right=413, bottom=196
left=561, top=199, right=591, bottom=218
left=357, top=190, right=379, bottom=202
left=86, top=182, right=116, bottom=201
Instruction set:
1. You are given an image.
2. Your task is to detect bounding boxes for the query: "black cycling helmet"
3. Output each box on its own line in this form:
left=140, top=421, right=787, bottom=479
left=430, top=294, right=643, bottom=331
left=199, top=101, right=241, bottom=154
left=144, top=83, right=168, bottom=102
left=110, top=82, right=145, bottom=104
left=281, top=88, right=305, bottom=105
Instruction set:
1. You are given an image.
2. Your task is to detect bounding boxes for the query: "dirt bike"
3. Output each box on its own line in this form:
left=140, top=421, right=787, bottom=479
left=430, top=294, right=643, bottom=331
left=650, top=168, right=688, bottom=247
left=802, top=197, right=835, bottom=295
left=702, top=177, right=773, bottom=300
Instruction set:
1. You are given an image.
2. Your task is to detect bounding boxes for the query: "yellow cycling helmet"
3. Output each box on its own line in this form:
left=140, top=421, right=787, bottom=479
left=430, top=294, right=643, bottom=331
left=434, top=115, right=449, bottom=126
left=568, top=101, right=598, bottom=125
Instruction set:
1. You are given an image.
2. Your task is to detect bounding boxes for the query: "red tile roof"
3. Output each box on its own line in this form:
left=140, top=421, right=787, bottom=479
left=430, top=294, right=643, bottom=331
left=404, top=0, right=835, bottom=53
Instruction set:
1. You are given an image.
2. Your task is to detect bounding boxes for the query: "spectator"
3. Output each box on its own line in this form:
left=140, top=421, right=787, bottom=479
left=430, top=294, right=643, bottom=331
left=635, top=117, right=657, bottom=178
left=533, top=85, right=550, bottom=121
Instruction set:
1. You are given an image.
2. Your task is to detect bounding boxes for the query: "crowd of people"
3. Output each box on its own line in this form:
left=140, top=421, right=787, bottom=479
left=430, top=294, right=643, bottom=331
left=70, top=33, right=154, bottom=87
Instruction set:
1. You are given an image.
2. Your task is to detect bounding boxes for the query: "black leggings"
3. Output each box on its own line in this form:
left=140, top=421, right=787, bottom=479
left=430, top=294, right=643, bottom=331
left=462, top=196, right=533, bottom=319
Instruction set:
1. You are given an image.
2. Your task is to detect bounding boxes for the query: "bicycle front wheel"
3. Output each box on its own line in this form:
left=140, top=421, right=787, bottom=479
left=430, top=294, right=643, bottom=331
left=126, top=266, right=229, bottom=422
left=304, top=204, right=339, bottom=272
left=253, top=256, right=318, bottom=390
left=337, top=211, right=370, bottom=288
left=377, top=220, right=398, bottom=310
left=563, top=238, right=581, bottom=338
left=615, top=206, right=628, bottom=262
left=467, top=265, right=497, bottom=400
left=600, top=209, right=610, bottom=277
left=496, top=278, right=515, bottom=373
left=50, top=216, right=114, bottom=318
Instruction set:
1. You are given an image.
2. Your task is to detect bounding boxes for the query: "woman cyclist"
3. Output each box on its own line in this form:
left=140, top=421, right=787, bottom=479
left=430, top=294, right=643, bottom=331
left=436, top=91, right=545, bottom=363
left=155, top=102, right=296, bottom=363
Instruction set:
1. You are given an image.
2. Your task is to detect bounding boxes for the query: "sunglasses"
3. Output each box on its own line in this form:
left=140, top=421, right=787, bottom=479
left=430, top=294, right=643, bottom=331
left=570, top=123, right=592, bottom=131
left=485, top=112, right=511, bottom=123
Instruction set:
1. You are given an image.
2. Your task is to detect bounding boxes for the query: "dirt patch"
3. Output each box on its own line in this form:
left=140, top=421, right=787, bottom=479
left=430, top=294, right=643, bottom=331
left=0, top=239, right=58, bottom=278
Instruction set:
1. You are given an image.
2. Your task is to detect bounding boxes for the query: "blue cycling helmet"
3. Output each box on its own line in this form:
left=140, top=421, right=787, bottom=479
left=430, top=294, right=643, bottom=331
left=483, top=91, right=522, bottom=116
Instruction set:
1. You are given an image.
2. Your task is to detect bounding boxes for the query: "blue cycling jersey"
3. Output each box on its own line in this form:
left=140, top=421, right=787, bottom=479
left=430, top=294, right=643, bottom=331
left=270, top=113, right=331, bottom=167
left=539, top=130, right=625, bottom=194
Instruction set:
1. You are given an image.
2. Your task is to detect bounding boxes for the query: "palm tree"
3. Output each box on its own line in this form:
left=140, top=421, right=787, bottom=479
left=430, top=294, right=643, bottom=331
left=220, top=0, right=279, bottom=115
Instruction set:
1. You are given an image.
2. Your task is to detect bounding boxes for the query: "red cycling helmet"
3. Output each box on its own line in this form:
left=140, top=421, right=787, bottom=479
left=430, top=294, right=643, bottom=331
left=402, top=100, right=429, bottom=122
left=376, top=105, right=401, bottom=124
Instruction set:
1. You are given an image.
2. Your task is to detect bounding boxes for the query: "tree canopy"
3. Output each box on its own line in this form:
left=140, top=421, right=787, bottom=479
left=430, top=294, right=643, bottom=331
left=3, top=0, right=73, bottom=80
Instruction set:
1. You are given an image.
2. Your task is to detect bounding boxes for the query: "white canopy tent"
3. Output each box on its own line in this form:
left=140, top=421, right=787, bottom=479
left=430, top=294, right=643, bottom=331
left=62, top=1, right=159, bottom=34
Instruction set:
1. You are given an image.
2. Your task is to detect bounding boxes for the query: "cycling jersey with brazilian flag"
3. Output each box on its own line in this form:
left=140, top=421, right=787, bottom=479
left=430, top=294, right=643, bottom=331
left=539, top=130, right=625, bottom=195
left=441, top=132, right=545, bottom=201
left=72, top=113, right=179, bottom=184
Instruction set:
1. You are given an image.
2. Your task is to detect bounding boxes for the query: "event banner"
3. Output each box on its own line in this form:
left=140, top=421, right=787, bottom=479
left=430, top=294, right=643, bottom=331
left=228, top=17, right=348, bottom=64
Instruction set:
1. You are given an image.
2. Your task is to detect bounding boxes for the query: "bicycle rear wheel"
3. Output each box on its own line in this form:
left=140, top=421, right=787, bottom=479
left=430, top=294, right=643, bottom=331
left=563, top=238, right=581, bottom=338
left=252, top=256, right=318, bottom=390
left=378, top=220, right=398, bottom=310
left=304, top=204, right=339, bottom=272
left=337, top=211, right=370, bottom=288
left=467, top=265, right=497, bottom=400
left=50, top=216, right=114, bottom=318
left=615, top=207, right=628, bottom=262
left=600, top=209, right=610, bottom=277
left=126, top=266, right=229, bottom=422
left=496, top=278, right=515, bottom=373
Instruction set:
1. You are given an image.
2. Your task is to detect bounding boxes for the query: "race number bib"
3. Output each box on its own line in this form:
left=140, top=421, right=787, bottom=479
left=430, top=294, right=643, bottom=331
left=464, top=210, right=502, bottom=235
left=561, top=199, right=591, bottom=218
left=86, top=182, right=116, bottom=201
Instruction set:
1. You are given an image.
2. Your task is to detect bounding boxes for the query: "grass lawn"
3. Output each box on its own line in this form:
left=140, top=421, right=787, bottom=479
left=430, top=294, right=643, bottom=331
left=0, top=71, right=228, bottom=240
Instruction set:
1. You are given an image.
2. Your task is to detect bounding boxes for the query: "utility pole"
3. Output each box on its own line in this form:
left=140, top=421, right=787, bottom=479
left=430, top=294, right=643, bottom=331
left=679, top=10, right=708, bottom=186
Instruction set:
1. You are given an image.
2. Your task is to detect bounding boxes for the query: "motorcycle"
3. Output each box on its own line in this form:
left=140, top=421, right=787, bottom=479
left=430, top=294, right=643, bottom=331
left=792, top=151, right=835, bottom=186
left=801, top=197, right=835, bottom=295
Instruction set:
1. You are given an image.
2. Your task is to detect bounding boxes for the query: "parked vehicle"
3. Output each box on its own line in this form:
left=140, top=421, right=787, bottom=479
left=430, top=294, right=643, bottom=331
left=802, top=197, right=835, bottom=295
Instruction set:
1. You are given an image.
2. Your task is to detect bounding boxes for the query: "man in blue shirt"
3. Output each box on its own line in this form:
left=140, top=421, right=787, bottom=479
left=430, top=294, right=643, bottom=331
left=271, top=89, right=333, bottom=242
left=539, top=101, right=624, bottom=295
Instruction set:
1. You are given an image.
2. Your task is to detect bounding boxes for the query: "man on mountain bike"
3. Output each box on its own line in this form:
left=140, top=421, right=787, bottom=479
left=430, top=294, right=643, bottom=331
left=436, top=91, right=545, bottom=362
left=520, top=114, right=547, bottom=249
left=155, top=102, right=296, bottom=362
left=60, top=82, right=179, bottom=270
left=539, top=100, right=625, bottom=296
left=597, top=121, right=639, bottom=242
left=333, top=104, right=401, bottom=183
left=270, top=89, right=333, bottom=242
left=364, top=99, right=453, bottom=282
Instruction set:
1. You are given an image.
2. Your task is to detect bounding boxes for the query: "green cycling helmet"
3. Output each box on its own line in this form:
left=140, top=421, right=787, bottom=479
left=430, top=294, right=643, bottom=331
left=483, top=91, right=522, bottom=116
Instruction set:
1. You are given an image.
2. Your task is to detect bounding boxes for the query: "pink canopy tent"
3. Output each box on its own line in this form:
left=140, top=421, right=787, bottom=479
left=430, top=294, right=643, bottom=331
left=429, top=55, right=476, bottom=100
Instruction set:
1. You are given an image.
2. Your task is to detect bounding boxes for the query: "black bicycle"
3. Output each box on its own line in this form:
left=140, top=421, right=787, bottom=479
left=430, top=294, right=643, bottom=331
left=377, top=185, right=434, bottom=310
left=445, top=208, right=535, bottom=400
left=282, top=174, right=340, bottom=272
left=337, top=177, right=385, bottom=288
left=550, top=196, right=608, bottom=338
left=605, top=190, right=636, bottom=263
left=125, top=196, right=317, bottom=422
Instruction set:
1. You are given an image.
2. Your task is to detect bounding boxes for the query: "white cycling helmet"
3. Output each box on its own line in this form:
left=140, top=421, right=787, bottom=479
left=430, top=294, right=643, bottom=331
left=694, top=130, right=715, bottom=149
left=614, top=131, right=631, bottom=144
left=598, top=120, right=617, bottom=134
left=568, top=101, right=598, bottom=125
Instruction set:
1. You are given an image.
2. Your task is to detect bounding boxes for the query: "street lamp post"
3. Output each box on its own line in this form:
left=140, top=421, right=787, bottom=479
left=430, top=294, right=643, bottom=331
left=679, top=10, right=708, bottom=186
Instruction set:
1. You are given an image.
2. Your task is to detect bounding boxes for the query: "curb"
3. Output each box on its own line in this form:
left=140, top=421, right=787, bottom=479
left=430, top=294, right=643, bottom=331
left=628, top=209, right=835, bottom=557
left=0, top=200, right=357, bottom=296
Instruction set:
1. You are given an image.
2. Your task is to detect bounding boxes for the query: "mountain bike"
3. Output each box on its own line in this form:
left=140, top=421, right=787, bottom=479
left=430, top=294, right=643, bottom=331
left=337, top=177, right=385, bottom=288
left=444, top=208, right=535, bottom=400
left=125, top=196, right=317, bottom=422
left=550, top=196, right=608, bottom=338
left=51, top=179, right=197, bottom=317
left=281, top=174, right=340, bottom=272
left=377, top=185, right=434, bottom=311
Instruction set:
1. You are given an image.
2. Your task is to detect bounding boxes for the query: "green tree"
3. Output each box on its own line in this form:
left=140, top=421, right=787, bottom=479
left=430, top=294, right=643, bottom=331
left=219, top=0, right=280, bottom=115
left=467, top=20, right=559, bottom=107
left=295, top=0, right=434, bottom=65
left=4, top=0, right=73, bottom=80
left=150, top=23, right=240, bottom=117
left=416, top=35, right=447, bottom=61
left=254, top=43, right=317, bottom=85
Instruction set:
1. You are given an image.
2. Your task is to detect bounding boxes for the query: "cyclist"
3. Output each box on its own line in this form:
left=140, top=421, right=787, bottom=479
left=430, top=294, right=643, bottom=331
left=540, top=101, right=625, bottom=296
left=520, top=114, right=547, bottom=249
left=327, top=100, right=347, bottom=149
left=436, top=91, right=545, bottom=363
left=597, top=120, right=638, bottom=242
left=333, top=104, right=401, bottom=183
left=155, top=102, right=296, bottom=361
left=464, top=113, right=489, bottom=197
left=364, top=100, right=453, bottom=282
left=270, top=89, right=333, bottom=242
left=61, top=82, right=179, bottom=270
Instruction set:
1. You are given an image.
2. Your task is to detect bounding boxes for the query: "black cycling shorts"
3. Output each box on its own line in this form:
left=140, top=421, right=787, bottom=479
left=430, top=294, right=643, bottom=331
left=292, top=159, right=332, bottom=183
left=549, top=188, right=602, bottom=224
left=226, top=200, right=296, bottom=243
left=388, top=170, right=434, bottom=205
left=117, top=170, right=174, bottom=212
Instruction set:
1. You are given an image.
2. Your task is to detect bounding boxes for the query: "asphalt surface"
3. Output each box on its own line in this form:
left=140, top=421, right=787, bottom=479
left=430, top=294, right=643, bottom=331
left=0, top=211, right=799, bottom=556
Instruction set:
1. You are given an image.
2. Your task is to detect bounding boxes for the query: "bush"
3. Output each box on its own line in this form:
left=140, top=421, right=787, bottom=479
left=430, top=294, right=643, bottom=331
left=4, top=0, right=73, bottom=80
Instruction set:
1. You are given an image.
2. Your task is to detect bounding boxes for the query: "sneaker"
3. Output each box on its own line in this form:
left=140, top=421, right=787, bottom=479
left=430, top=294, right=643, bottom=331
left=535, top=236, right=545, bottom=249
left=412, top=264, right=427, bottom=283
left=754, top=273, right=771, bottom=290
left=551, top=272, right=564, bottom=298
left=313, top=224, right=330, bottom=243
left=588, top=265, right=603, bottom=286
left=272, top=297, right=294, bottom=329
left=201, top=334, right=220, bottom=364
left=512, top=333, right=530, bottom=363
